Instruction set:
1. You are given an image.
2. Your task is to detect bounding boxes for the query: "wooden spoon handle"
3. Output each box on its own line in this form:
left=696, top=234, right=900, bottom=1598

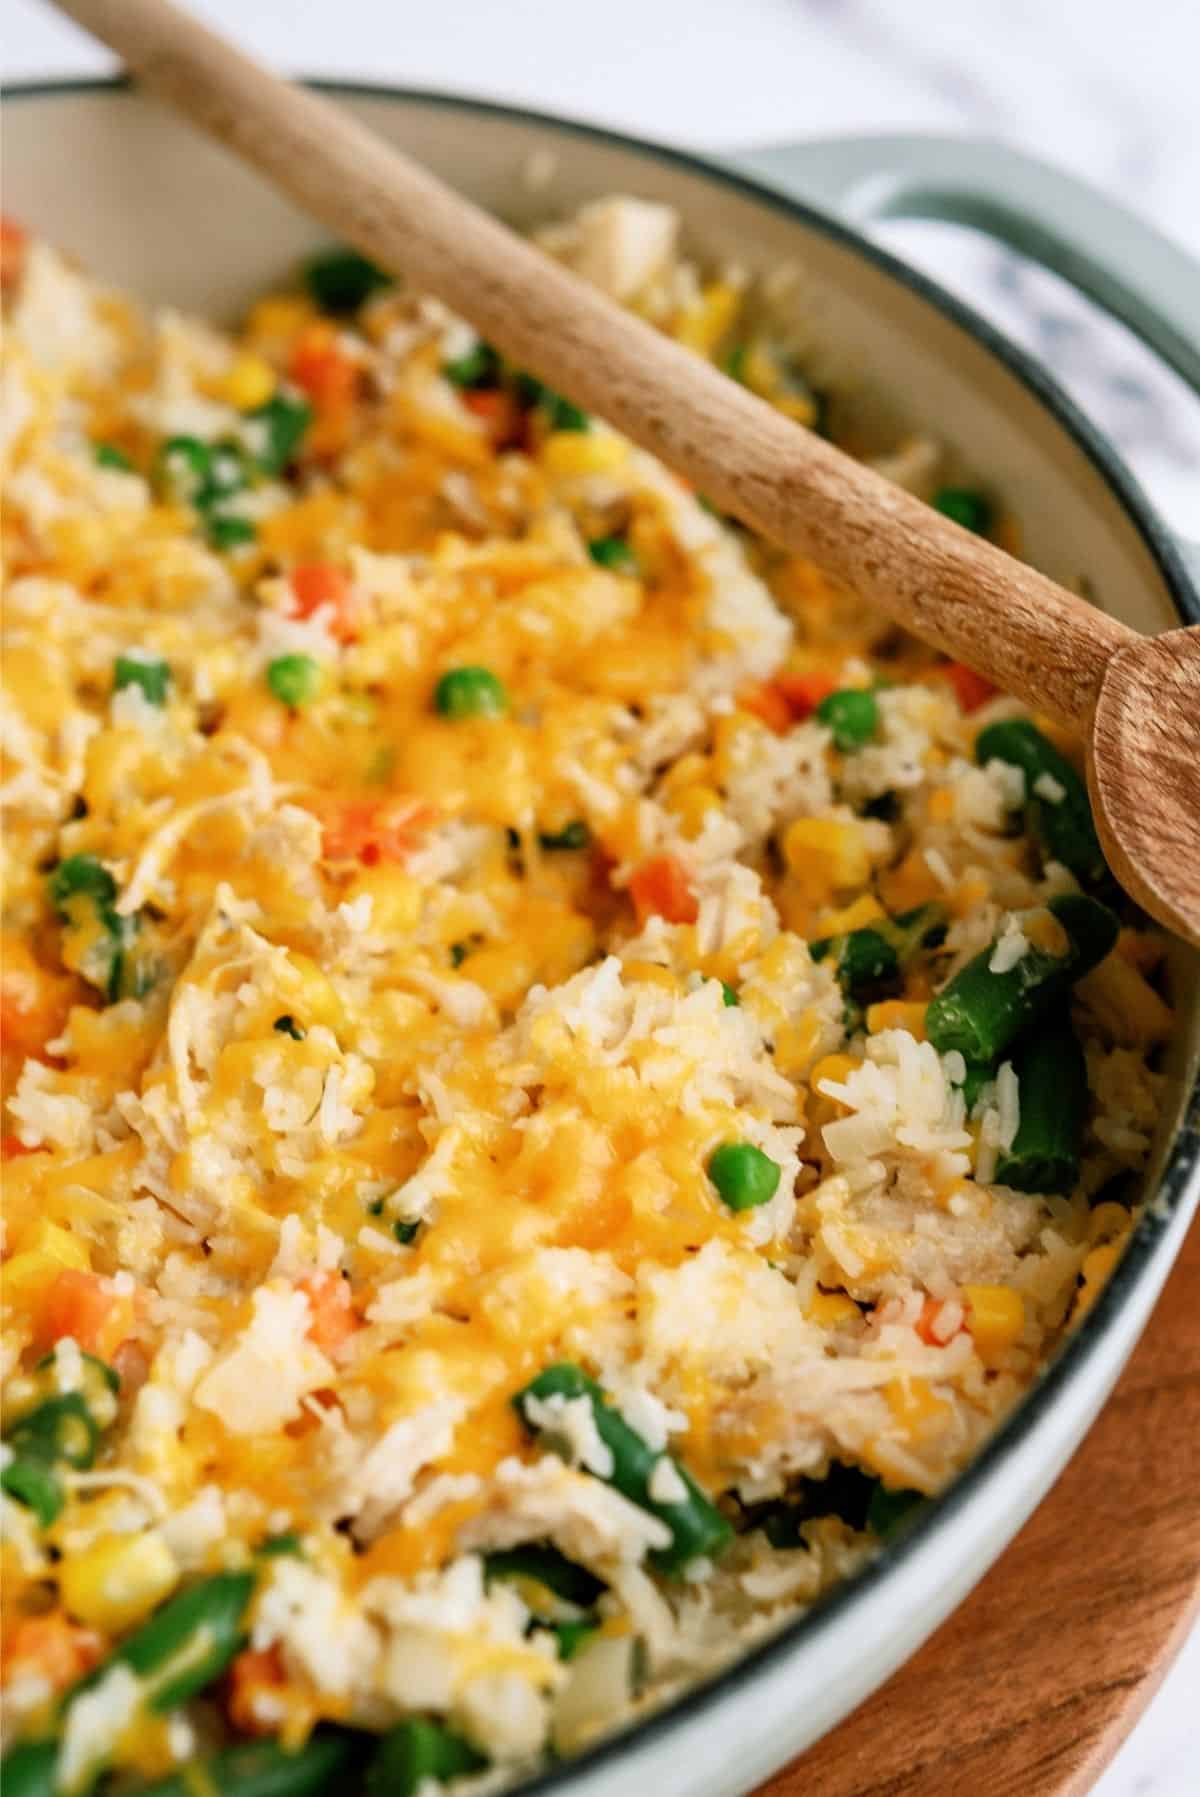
left=52, top=0, right=1136, bottom=728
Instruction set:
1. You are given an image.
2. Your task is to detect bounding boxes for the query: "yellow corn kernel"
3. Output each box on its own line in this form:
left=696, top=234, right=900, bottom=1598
left=222, top=353, right=276, bottom=412
left=1073, top=1241, right=1124, bottom=1321
left=673, top=280, right=742, bottom=355
left=540, top=431, right=629, bottom=477
left=3, top=1224, right=91, bottom=1306
left=812, top=1053, right=858, bottom=1095
left=1023, top=907, right=1070, bottom=956
left=658, top=752, right=711, bottom=798
left=814, top=894, right=885, bottom=936
left=621, top=960, right=678, bottom=992
left=282, top=953, right=346, bottom=1033
left=963, top=1284, right=1025, bottom=1364
left=343, top=867, right=422, bottom=936
left=245, top=294, right=314, bottom=346
left=808, top=1290, right=860, bottom=1327
left=1075, top=951, right=1173, bottom=1047
left=950, top=869, right=991, bottom=919
left=886, top=1376, right=949, bottom=1438
left=668, top=784, right=723, bottom=838
left=1088, top=1201, right=1131, bottom=1245
left=60, top=1532, right=178, bottom=1633
left=927, top=786, right=957, bottom=823
left=783, top=817, right=871, bottom=894
left=865, top=999, right=928, bottom=1040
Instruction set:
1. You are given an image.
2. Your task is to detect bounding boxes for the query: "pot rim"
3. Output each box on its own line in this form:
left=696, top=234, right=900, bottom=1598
left=6, top=73, right=1199, bottom=1792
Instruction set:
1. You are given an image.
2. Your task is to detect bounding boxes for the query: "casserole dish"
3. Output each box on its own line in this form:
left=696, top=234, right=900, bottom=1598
left=3, top=81, right=1199, bottom=1797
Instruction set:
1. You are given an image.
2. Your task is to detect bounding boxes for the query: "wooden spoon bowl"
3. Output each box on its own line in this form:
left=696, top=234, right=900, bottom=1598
left=48, top=0, right=1200, bottom=946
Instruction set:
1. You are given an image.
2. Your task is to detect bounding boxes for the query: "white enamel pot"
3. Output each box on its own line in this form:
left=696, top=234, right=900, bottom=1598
left=5, top=83, right=1199, bottom=1797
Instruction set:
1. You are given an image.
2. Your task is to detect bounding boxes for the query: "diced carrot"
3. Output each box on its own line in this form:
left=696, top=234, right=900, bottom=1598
left=289, top=563, right=358, bottom=641
left=943, top=661, right=996, bottom=713
left=629, top=854, right=698, bottom=927
left=913, top=1295, right=963, bottom=1345
left=297, top=1272, right=358, bottom=1354
left=773, top=671, right=838, bottom=720
left=288, top=326, right=357, bottom=453
left=2, top=1136, right=43, bottom=1158
left=1, top=216, right=27, bottom=295
left=227, top=1645, right=288, bottom=1736
left=2, top=1613, right=103, bottom=1693
left=1, top=942, right=74, bottom=1066
left=737, top=680, right=794, bottom=734
left=35, top=1269, right=137, bottom=1359
left=320, top=796, right=433, bottom=866
left=461, top=388, right=523, bottom=448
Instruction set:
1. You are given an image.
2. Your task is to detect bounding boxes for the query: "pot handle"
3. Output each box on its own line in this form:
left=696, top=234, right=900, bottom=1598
left=733, top=134, right=1200, bottom=393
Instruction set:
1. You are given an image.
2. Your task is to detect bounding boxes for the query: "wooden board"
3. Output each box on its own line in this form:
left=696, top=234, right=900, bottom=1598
left=757, top=1219, right=1200, bottom=1797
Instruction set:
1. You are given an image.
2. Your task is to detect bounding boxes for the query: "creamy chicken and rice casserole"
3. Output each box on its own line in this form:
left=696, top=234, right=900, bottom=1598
left=0, top=196, right=1172, bottom=1796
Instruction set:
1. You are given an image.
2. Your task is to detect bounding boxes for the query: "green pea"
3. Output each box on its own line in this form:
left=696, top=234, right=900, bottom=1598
left=433, top=665, right=508, bottom=719
left=707, top=1141, right=781, bottom=1212
left=720, top=982, right=739, bottom=1007
left=303, top=247, right=390, bottom=314
left=94, top=442, right=132, bottom=471
left=816, top=687, right=879, bottom=752
left=364, top=1720, right=485, bottom=1797
left=393, top=1220, right=420, bottom=1245
left=247, top=391, right=313, bottom=476
left=267, top=654, right=322, bottom=708
left=587, top=535, right=638, bottom=575
left=443, top=340, right=500, bottom=389
left=538, top=819, right=590, bottom=851
left=114, top=653, right=170, bottom=705
left=207, top=512, right=256, bottom=551
left=933, top=486, right=992, bottom=535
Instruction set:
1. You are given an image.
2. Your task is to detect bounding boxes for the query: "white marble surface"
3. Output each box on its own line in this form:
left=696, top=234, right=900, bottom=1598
left=4, top=1, right=1199, bottom=1791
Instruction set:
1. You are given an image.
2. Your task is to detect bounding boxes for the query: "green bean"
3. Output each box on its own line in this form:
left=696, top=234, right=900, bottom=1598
left=538, top=819, right=590, bottom=851
left=442, top=340, right=500, bottom=389
left=955, top=1060, right=994, bottom=1114
left=758, top=1461, right=877, bottom=1543
left=975, top=718, right=1107, bottom=885
left=483, top=1543, right=605, bottom=1609
left=131, top=1730, right=362, bottom=1797
left=7, top=1394, right=101, bottom=1471
left=866, top=1484, right=926, bottom=1539
left=0, top=1738, right=57, bottom=1797
left=258, top=1530, right=303, bottom=1559
left=1, top=1456, right=64, bottom=1526
left=551, top=1619, right=601, bottom=1661
left=46, top=854, right=141, bottom=1003
left=587, top=536, right=638, bottom=575
left=365, top=1719, right=485, bottom=1797
left=302, top=246, right=390, bottom=314
left=94, top=442, right=133, bottom=472
left=114, top=653, right=170, bottom=706
left=514, top=1363, right=732, bottom=1573
left=113, top=1570, right=255, bottom=1711
left=932, top=486, right=991, bottom=535
left=247, top=392, right=313, bottom=476
left=925, top=894, right=1118, bottom=1062
left=812, top=902, right=946, bottom=1001
left=994, top=1012, right=1088, bottom=1194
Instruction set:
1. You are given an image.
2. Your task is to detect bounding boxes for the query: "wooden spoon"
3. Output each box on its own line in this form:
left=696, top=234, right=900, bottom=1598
left=50, top=0, right=1200, bottom=945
